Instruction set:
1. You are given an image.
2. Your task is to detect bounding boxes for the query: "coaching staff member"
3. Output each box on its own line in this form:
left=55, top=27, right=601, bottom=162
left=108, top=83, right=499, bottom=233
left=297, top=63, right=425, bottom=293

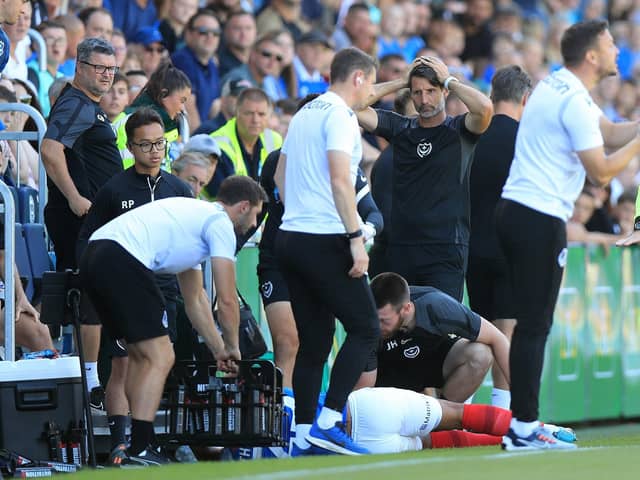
left=274, top=47, right=379, bottom=456
left=77, top=108, right=193, bottom=464
left=81, top=176, right=266, bottom=463
left=356, top=56, right=493, bottom=302
left=466, top=65, right=532, bottom=410
left=497, top=20, right=640, bottom=450
left=41, top=37, right=123, bottom=406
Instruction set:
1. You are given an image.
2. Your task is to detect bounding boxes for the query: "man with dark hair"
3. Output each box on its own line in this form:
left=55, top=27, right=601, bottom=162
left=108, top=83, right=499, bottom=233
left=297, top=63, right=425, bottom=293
left=41, top=37, right=122, bottom=408
left=80, top=175, right=265, bottom=463
left=77, top=107, right=193, bottom=465
left=204, top=87, right=282, bottom=199
left=274, top=47, right=379, bottom=455
left=217, top=11, right=257, bottom=78
left=363, top=272, right=510, bottom=408
left=171, top=8, right=221, bottom=129
left=466, top=65, right=532, bottom=411
left=357, top=56, right=493, bottom=302
left=78, top=7, right=114, bottom=41
left=331, top=3, right=372, bottom=51
left=497, top=20, right=640, bottom=450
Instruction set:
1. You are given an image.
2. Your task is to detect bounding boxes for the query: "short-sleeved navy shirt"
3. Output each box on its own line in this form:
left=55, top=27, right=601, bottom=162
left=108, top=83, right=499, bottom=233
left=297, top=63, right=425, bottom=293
left=44, top=84, right=123, bottom=209
left=373, top=110, right=480, bottom=246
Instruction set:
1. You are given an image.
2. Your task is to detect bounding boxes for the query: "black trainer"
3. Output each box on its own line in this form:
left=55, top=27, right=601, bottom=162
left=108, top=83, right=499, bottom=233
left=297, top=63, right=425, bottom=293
left=130, top=445, right=171, bottom=466
left=90, top=386, right=106, bottom=411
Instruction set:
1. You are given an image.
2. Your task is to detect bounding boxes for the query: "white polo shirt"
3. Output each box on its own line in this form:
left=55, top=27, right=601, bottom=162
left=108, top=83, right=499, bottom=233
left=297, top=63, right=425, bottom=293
left=90, top=198, right=236, bottom=274
left=502, top=67, right=604, bottom=221
left=280, top=91, right=362, bottom=234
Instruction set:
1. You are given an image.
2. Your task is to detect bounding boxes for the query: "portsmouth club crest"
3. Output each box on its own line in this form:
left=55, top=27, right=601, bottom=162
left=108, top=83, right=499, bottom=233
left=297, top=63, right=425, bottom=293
left=417, top=141, right=432, bottom=158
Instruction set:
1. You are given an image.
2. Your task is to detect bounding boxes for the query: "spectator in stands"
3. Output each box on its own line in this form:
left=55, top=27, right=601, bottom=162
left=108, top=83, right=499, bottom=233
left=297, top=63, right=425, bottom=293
left=80, top=176, right=266, bottom=464
left=567, top=189, right=621, bottom=246
left=275, top=30, right=297, bottom=99
left=3, top=0, right=32, bottom=81
left=172, top=149, right=217, bottom=198
left=55, top=14, right=85, bottom=77
left=613, top=189, right=636, bottom=236
left=0, top=84, right=37, bottom=187
left=109, top=0, right=158, bottom=42
left=41, top=37, right=122, bottom=408
left=256, top=0, right=310, bottom=40
left=100, top=72, right=129, bottom=159
left=0, top=0, right=28, bottom=74
left=293, top=31, right=330, bottom=98
left=158, top=0, right=199, bottom=55
left=125, top=69, right=147, bottom=103
left=373, top=54, right=408, bottom=111
left=377, top=4, right=424, bottom=64
left=48, top=76, right=69, bottom=109
left=217, top=11, right=257, bottom=78
left=205, top=87, right=282, bottom=199
left=222, top=31, right=285, bottom=101
left=193, top=77, right=251, bottom=135
left=171, top=8, right=221, bottom=132
left=331, top=3, right=372, bottom=52
left=120, top=60, right=191, bottom=170
left=132, top=26, right=168, bottom=79
left=110, top=28, right=127, bottom=68
left=0, top=243, right=55, bottom=354
left=78, top=7, right=114, bottom=41
left=28, top=20, right=66, bottom=117
left=461, top=0, right=494, bottom=76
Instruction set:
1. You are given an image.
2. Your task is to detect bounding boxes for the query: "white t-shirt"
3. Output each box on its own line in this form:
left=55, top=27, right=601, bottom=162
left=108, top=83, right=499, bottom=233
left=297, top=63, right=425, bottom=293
left=90, top=198, right=236, bottom=274
left=502, top=67, right=604, bottom=221
left=280, top=91, right=362, bottom=234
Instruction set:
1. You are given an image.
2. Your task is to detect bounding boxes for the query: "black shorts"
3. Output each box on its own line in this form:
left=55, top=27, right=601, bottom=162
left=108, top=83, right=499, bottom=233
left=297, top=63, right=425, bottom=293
left=387, top=243, right=468, bottom=302
left=374, top=333, right=461, bottom=391
left=466, top=255, right=516, bottom=320
left=80, top=240, right=168, bottom=344
left=257, top=266, right=289, bottom=307
left=44, top=206, right=83, bottom=271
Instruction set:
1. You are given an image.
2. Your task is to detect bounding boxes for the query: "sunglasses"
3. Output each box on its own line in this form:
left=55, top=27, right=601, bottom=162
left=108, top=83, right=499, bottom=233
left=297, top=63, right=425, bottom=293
left=260, top=50, right=284, bottom=62
left=144, top=45, right=166, bottom=54
left=192, top=26, right=221, bottom=37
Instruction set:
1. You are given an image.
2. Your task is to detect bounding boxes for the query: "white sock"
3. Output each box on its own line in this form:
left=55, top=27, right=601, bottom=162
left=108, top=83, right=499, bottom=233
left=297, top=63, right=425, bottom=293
left=317, top=406, right=342, bottom=429
left=491, top=388, right=511, bottom=410
left=84, top=362, right=100, bottom=390
left=295, top=424, right=312, bottom=449
left=511, top=418, right=538, bottom=437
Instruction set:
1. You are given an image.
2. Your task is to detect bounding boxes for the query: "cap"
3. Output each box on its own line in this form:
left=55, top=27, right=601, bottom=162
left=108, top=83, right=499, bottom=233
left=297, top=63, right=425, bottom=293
left=183, top=134, right=222, bottom=158
left=132, top=26, right=164, bottom=46
left=221, top=78, right=253, bottom=97
left=298, top=30, right=332, bottom=49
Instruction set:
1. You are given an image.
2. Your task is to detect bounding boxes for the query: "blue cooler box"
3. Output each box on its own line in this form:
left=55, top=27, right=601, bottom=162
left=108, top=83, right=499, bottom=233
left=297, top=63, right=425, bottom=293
left=0, top=357, right=83, bottom=462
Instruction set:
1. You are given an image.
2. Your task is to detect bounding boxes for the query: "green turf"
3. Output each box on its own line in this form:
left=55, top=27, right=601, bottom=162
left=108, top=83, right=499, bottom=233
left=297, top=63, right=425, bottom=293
left=73, top=423, right=640, bottom=480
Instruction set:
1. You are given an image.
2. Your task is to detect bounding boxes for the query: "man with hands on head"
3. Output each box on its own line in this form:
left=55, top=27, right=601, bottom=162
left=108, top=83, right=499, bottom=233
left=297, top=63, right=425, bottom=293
left=355, top=55, right=493, bottom=303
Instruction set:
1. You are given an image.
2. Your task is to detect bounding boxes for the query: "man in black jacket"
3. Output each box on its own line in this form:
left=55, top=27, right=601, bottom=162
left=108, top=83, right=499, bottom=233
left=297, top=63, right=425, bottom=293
left=77, top=107, right=192, bottom=466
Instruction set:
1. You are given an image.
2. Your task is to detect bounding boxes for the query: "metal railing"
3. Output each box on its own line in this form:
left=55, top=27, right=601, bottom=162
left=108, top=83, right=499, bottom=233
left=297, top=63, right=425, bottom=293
left=28, top=29, right=47, bottom=75
left=0, top=103, right=48, bottom=223
left=0, top=182, right=16, bottom=361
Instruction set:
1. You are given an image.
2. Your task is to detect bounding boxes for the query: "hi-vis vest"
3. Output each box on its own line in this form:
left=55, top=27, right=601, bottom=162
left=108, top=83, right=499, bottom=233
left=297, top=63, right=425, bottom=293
left=210, top=117, right=282, bottom=178
left=114, top=112, right=179, bottom=171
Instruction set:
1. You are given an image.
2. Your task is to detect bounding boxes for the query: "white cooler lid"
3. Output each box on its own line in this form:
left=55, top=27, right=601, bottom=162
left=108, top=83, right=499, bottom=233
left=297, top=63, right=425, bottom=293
left=0, top=356, right=81, bottom=382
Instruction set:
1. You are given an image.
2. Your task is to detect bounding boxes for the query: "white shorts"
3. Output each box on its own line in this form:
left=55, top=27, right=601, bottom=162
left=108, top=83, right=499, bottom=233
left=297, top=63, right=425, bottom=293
left=348, top=387, right=443, bottom=454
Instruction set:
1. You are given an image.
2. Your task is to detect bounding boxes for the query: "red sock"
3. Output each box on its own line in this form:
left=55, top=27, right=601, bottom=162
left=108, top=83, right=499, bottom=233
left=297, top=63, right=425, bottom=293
left=462, top=404, right=512, bottom=436
left=430, top=430, right=503, bottom=448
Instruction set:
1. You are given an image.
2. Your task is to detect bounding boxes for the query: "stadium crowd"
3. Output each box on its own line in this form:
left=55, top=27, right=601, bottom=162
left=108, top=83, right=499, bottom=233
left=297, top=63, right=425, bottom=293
left=1, top=0, right=639, bottom=467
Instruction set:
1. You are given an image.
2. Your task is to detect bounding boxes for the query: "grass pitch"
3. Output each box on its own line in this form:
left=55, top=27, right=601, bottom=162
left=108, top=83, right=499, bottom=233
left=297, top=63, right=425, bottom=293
left=74, top=423, right=640, bottom=480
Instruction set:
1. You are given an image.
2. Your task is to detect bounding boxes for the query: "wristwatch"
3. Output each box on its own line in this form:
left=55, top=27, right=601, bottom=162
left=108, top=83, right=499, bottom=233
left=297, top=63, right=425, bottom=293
left=634, top=217, right=640, bottom=231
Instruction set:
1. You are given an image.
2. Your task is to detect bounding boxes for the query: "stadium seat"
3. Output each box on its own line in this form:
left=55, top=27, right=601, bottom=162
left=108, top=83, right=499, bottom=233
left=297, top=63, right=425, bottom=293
left=23, top=223, right=52, bottom=303
left=17, top=186, right=39, bottom=224
left=13, top=223, right=34, bottom=301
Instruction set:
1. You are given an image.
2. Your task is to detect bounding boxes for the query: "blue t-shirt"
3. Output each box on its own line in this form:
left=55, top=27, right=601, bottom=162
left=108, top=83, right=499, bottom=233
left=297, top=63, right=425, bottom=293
left=171, top=46, right=220, bottom=122
left=0, top=28, right=10, bottom=73
left=107, top=0, right=158, bottom=41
